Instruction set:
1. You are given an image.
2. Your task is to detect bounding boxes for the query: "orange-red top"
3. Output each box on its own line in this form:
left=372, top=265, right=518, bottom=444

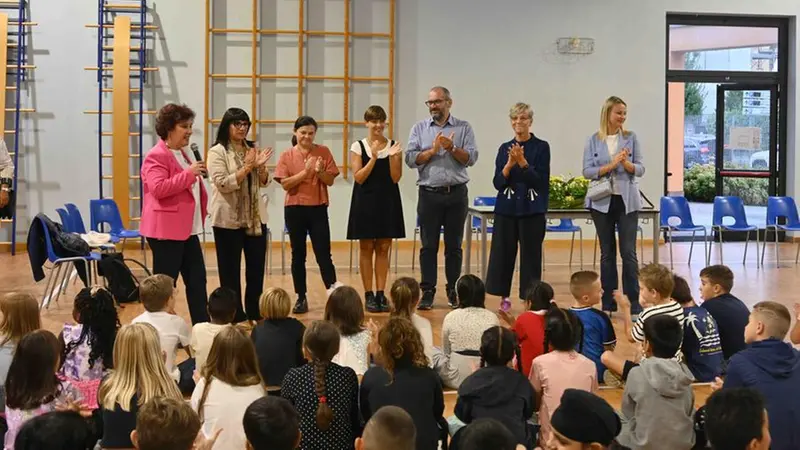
left=274, top=145, right=340, bottom=206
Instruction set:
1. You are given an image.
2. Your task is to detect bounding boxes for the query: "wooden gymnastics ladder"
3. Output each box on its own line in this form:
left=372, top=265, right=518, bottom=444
left=0, top=0, right=35, bottom=255
left=84, top=0, right=157, bottom=249
left=204, top=0, right=397, bottom=273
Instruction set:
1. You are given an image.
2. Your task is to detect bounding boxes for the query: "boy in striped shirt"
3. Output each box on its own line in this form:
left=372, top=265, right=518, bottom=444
left=601, top=263, right=684, bottom=385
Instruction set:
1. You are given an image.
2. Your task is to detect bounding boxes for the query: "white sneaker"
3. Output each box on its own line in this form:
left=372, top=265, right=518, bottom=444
left=326, top=281, right=344, bottom=298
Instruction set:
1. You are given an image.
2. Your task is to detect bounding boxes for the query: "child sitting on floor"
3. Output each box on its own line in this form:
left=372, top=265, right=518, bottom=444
left=568, top=271, right=616, bottom=381
left=191, top=286, right=237, bottom=372
left=671, top=274, right=722, bottom=382
left=361, top=317, right=444, bottom=450
left=545, top=389, right=623, bottom=450
left=601, top=263, right=683, bottom=385
left=243, top=396, right=301, bottom=450
left=97, top=323, right=183, bottom=449
left=0, top=292, right=40, bottom=426
left=131, top=397, right=218, bottom=450
left=698, top=264, right=750, bottom=360
left=453, top=326, right=535, bottom=449
left=326, top=286, right=372, bottom=376
left=704, top=388, right=771, bottom=450
left=191, top=325, right=266, bottom=450
left=251, top=287, right=306, bottom=390
left=356, top=406, right=417, bottom=450
left=498, top=281, right=552, bottom=378
left=59, top=287, right=119, bottom=409
left=718, top=301, right=800, bottom=450
left=530, top=307, right=597, bottom=447
left=281, top=320, right=361, bottom=450
left=4, top=330, right=89, bottom=448
left=617, top=315, right=695, bottom=450
left=131, top=274, right=194, bottom=394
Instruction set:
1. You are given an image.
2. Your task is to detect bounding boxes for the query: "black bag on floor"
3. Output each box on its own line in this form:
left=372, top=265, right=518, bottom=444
left=97, top=253, right=151, bottom=303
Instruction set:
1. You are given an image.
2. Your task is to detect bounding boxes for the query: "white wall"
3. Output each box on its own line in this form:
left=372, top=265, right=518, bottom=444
left=6, top=0, right=799, bottom=246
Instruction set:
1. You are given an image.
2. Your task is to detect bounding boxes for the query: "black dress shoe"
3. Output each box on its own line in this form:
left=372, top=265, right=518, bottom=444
left=376, top=291, right=390, bottom=313
left=365, top=291, right=380, bottom=313
left=447, top=289, right=458, bottom=309
left=418, top=290, right=435, bottom=310
left=292, top=296, right=308, bottom=314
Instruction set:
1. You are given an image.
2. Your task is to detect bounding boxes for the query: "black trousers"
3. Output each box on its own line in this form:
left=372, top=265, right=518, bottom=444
left=417, top=184, right=469, bottom=295
left=213, top=224, right=267, bottom=322
left=485, top=213, right=546, bottom=298
left=285, top=205, right=337, bottom=296
left=591, top=195, right=642, bottom=313
left=147, top=235, right=209, bottom=324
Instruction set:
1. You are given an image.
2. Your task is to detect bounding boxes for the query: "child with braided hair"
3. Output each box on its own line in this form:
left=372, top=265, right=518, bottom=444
left=452, top=326, right=536, bottom=449
left=59, top=287, right=120, bottom=409
left=281, top=320, right=360, bottom=450
left=530, top=307, right=597, bottom=447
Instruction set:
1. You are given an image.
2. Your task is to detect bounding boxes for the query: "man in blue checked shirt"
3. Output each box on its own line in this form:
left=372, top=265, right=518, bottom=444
left=405, top=86, right=478, bottom=310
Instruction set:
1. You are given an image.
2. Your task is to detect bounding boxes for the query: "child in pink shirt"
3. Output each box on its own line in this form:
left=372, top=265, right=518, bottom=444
left=530, top=307, right=597, bottom=447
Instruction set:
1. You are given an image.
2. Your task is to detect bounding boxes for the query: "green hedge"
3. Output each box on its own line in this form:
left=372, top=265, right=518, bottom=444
left=683, top=164, right=768, bottom=206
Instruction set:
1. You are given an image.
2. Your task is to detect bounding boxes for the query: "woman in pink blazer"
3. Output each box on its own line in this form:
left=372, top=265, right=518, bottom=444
left=140, top=103, right=209, bottom=324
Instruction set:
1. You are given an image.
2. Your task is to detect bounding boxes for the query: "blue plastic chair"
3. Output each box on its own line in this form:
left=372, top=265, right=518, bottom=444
left=68, top=202, right=119, bottom=243
left=761, top=196, right=800, bottom=267
left=56, top=208, right=74, bottom=232
left=659, top=196, right=709, bottom=268
left=89, top=198, right=145, bottom=265
left=711, top=196, right=760, bottom=266
left=545, top=219, right=583, bottom=269
left=39, top=216, right=93, bottom=309
left=64, top=203, right=88, bottom=234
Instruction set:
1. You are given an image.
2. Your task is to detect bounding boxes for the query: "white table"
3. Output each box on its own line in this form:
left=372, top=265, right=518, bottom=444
left=464, top=206, right=661, bottom=279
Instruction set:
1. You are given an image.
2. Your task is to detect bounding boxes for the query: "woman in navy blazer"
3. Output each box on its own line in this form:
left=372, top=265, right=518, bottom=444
left=485, top=102, right=550, bottom=311
left=582, top=96, right=645, bottom=314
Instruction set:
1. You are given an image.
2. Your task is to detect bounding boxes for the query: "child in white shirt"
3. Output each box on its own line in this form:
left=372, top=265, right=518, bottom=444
left=191, top=287, right=237, bottom=372
left=131, top=274, right=193, bottom=394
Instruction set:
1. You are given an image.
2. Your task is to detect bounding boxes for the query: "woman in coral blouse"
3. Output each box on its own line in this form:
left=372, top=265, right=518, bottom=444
left=140, top=103, right=209, bottom=324
left=273, top=116, right=342, bottom=314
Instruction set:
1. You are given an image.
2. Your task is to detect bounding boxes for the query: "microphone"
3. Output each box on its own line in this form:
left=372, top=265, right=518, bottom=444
left=190, top=143, right=208, bottom=179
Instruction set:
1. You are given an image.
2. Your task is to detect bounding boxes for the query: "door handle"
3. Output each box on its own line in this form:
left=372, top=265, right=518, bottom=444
left=667, top=172, right=673, bottom=177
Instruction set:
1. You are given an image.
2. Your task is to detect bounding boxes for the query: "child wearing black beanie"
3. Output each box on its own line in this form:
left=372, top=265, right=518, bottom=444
left=547, top=389, right=622, bottom=449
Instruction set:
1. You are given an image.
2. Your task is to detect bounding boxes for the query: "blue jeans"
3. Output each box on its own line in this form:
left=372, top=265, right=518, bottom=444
left=591, top=195, right=642, bottom=314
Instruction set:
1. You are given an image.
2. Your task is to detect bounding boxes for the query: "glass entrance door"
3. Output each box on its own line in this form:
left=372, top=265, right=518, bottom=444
left=714, top=84, right=778, bottom=223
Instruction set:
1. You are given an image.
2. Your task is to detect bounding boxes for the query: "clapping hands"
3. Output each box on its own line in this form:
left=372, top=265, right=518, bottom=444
left=387, top=141, right=402, bottom=157
left=255, top=147, right=273, bottom=167
left=433, top=131, right=455, bottom=152
left=505, top=143, right=526, bottom=168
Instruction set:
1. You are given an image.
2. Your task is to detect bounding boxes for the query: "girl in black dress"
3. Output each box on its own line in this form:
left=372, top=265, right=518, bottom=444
left=347, top=105, right=406, bottom=313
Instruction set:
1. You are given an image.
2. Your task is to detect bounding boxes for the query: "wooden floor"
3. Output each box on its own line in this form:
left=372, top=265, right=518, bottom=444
left=4, top=239, right=799, bottom=413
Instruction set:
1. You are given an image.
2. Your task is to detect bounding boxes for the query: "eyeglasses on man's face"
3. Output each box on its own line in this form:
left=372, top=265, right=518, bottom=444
left=424, top=99, right=447, bottom=107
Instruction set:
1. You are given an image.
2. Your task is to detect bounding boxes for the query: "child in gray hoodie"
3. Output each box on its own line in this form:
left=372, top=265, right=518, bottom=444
left=617, top=315, right=695, bottom=450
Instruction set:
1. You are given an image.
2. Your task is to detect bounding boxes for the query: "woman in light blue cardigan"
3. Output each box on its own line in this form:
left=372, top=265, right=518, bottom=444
left=582, top=96, right=645, bottom=315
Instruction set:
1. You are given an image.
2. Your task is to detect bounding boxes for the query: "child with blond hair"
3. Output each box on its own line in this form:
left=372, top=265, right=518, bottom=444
left=251, top=287, right=306, bottom=388
left=98, top=323, right=183, bottom=449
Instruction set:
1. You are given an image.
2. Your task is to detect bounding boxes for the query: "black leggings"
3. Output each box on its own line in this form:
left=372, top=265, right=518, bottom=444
left=285, top=205, right=337, bottom=296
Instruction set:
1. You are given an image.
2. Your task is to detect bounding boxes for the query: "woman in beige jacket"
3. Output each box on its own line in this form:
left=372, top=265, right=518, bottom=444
left=207, top=108, right=272, bottom=321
